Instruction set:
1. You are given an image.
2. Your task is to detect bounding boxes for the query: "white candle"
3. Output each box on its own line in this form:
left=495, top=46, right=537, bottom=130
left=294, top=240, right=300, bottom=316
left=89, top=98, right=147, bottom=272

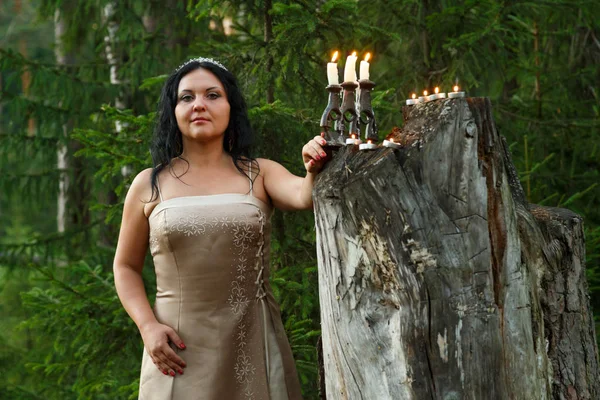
left=343, top=51, right=358, bottom=82
left=383, top=138, right=401, bottom=149
left=418, top=90, right=428, bottom=103
left=435, top=87, right=446, bottom=99
left=345, top=133, right=362, bottom=145
left=448, top=85, right=465, bottom=98
left=327, top=51, right=339, bottom=85
left=406, top=93, right=419, bottom=105
left=359, top=139, right=378, bottom=150
left=359, top=53, right=371, bottom=81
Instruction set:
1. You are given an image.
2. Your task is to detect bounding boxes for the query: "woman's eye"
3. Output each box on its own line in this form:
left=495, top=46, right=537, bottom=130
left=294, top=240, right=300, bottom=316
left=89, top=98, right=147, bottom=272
left=207, top=92, right=221, bottom=100
left=180, top=95, right=193, bottom=102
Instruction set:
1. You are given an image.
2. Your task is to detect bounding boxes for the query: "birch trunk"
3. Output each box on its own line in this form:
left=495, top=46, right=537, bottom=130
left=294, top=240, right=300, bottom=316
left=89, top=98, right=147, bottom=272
left=313, top=97, right=599, bottom=399
left=103, top=2, right=131, bottom=177
left=54, top=10, right=72, bottom=232
left=54, top=10, right=90, bottom=232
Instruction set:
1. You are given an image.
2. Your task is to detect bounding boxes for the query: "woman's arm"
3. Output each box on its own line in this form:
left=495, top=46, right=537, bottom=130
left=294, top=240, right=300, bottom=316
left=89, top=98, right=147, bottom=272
left=260, top=135, right=328, bottom=211
left=113, top=168, right=186, bottom=377
left=113, top=168, right=157, bottom=330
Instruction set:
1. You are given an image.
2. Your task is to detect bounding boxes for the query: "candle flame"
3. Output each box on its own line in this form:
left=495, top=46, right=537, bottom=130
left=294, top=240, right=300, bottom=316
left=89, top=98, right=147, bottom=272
left=331, top=51, right=339, bottom=62
left=364, top=53, right=371, bottom=62
left=423, top=90, right=428, bottom=96
left=390, top=138, right=395, bottom=143
left=367, top=139, right=372, bottom=144
left=435, top=87, right=439, bottom=94
left=453, top=85, right=459, bottom=92
left=351, top=133, right=356, bottom=139
left=352, top=51, right=357, bottom=57
left=412, top=93, right=416, bottom=99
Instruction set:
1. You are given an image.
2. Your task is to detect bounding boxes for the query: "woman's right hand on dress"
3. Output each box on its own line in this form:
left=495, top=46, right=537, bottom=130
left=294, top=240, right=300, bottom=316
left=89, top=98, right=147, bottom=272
left=140, top=321, right=187, bottom=376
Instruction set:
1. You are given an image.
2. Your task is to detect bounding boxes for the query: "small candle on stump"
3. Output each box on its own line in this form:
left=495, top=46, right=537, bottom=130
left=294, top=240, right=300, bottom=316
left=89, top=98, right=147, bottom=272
left=448, top=85, right=465, bottom=98
left=427, top=89, right=438, bottom=102
left=383, top=127, right=402, bottom=149
left=406, top=93, right=419, bottom=105
left=383, top=137, right=401, bottom=149
left=419, top=90, right=429, bottom=103
left=345, top=133, right=361, bottom=146
left=435, top=86, right=446, bottom=99
left=359, top=139, right=377, bottom=151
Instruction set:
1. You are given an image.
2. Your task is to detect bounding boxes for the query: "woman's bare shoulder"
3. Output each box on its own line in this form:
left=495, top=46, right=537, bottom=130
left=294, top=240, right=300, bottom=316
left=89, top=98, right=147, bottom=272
left=254, top=157, right=278, bottom=174
left=127, top=168, right=158, bottom=217
left=129, top=168, right=153, bottom=197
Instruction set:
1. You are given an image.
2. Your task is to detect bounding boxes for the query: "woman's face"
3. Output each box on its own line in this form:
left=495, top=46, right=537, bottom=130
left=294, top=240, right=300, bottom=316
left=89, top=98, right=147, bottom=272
left=174, top=67, right=231, bottom=144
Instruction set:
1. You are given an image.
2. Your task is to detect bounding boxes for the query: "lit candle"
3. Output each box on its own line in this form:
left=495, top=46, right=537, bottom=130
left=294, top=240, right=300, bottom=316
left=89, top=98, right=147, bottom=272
left=383, top=137, right=401, bottom=149
left=419, top=90, right=428, bottom=103
left=359, top=53, right=371, bottom=81
left=435, top=86, right=446, bottom=99
left=359, top=139, right=378, bottom=151
left=327, top=51, right=339, bottom=85
left=427, top=88, right=438, bottom=101
left=448, top=85, right=465, bottom=98
left=406, top=93, right=419, bottom=106
left=343, top=51, right=358, bottom=82
left=345, top=133, right=362, bottom=146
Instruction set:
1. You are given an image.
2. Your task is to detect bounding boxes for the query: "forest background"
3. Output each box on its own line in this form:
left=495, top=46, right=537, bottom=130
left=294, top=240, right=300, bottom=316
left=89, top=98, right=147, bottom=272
left=1, top=0, right=599, bottom=398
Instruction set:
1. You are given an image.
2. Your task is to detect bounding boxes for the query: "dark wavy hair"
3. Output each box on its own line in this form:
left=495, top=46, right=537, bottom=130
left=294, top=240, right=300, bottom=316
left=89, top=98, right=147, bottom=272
left=149, top=60, right=257, bottom=201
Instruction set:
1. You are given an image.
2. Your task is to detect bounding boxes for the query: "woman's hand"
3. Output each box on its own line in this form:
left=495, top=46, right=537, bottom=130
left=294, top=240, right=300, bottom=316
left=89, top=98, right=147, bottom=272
left=140, top=321, right=187, bottom=377
left=302, top=135, right=329, bottom=174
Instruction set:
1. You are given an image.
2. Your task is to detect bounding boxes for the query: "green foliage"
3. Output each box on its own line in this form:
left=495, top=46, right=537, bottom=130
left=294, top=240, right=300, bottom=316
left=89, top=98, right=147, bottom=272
left=1, top=0, right=599, bottom=398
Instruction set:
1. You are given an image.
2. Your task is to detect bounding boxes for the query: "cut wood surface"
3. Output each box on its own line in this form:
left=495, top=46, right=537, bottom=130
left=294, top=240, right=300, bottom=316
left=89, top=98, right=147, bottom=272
left=313, top=98, right=599, bottom=399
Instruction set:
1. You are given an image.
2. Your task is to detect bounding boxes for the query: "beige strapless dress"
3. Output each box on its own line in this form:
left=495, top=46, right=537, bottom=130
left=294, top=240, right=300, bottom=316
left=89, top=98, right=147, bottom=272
left=138, top=190, right=303, bottom=399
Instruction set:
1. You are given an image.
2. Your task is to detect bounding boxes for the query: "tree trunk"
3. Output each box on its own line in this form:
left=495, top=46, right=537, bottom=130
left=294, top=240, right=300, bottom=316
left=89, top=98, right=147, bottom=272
left=313, top=97, right=599, bottom=399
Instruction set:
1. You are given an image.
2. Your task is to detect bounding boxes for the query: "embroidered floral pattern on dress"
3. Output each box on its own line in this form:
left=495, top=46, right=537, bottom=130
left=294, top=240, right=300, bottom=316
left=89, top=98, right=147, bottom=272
left=228, top=281, right=249, bottom=317
left=233, top=223, right=255, bottom=251
left=234, top=350, right=256, bottom=384
left=243, top=388, right=255, bottom=400
left=175, top=214, right=208, bottom=236
left=228, top=210, right=266, bottom=400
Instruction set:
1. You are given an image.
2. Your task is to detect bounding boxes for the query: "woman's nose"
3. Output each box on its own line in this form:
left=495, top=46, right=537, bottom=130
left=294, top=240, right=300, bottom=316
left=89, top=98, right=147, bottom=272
left=192, top=98, right=206, bottom=111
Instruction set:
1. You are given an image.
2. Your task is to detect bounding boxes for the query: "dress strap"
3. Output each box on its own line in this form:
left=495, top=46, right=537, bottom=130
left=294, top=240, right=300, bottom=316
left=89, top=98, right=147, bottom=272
left=156, top=173, right=164, bottom=203
left=248, top=161, right=254, bottom=196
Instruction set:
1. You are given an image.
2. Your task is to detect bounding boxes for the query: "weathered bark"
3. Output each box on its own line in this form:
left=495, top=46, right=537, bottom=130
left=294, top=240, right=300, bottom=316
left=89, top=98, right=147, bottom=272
left=313, top=98, right=599, bottom=399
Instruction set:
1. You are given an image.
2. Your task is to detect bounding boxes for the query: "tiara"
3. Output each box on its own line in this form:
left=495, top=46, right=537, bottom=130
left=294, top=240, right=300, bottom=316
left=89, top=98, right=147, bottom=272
left=176, top=57, right=228, bottom=72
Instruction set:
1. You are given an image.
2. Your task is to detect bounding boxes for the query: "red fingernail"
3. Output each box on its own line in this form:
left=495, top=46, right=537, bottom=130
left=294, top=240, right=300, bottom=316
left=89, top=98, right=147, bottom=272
left=170, top=371, right=175, bottom=376
left=179, top=343, right=186, bottom=349
left=178, top=369, right=184, bottom=374
left=321, top=152, right=326, bottom=157
left=163, top=370, right=168, bottom=375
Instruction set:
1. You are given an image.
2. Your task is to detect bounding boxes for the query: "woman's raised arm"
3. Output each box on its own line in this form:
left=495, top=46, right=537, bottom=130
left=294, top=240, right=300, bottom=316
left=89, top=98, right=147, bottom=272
left=260, top=135, right=328, bottom=211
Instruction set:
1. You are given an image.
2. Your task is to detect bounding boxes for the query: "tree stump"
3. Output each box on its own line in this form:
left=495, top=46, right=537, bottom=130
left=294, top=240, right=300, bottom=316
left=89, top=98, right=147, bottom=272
left=313, top=98, right=599, bottom=399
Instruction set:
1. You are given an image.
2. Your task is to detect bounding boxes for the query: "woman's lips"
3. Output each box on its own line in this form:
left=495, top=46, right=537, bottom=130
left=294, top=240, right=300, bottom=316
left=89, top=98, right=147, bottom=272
left=191, top=118, right=209, bottom=124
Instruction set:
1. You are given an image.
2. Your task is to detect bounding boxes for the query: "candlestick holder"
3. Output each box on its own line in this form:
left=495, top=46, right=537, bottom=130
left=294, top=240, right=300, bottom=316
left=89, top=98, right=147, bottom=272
left=357, top=79, right=378, bottom=148
left=319, top=84, right=344, bottom=147
left=340, top=81, right=359, bottom=145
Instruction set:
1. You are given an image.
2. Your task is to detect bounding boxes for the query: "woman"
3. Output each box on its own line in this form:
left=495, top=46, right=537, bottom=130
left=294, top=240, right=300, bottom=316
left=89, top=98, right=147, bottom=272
left=113, top=57, right=328, bottom=400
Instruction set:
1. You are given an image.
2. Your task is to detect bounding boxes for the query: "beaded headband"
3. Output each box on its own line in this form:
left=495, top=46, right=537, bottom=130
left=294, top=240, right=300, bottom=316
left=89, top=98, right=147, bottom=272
left=176, top=57, right=228, bottom=72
